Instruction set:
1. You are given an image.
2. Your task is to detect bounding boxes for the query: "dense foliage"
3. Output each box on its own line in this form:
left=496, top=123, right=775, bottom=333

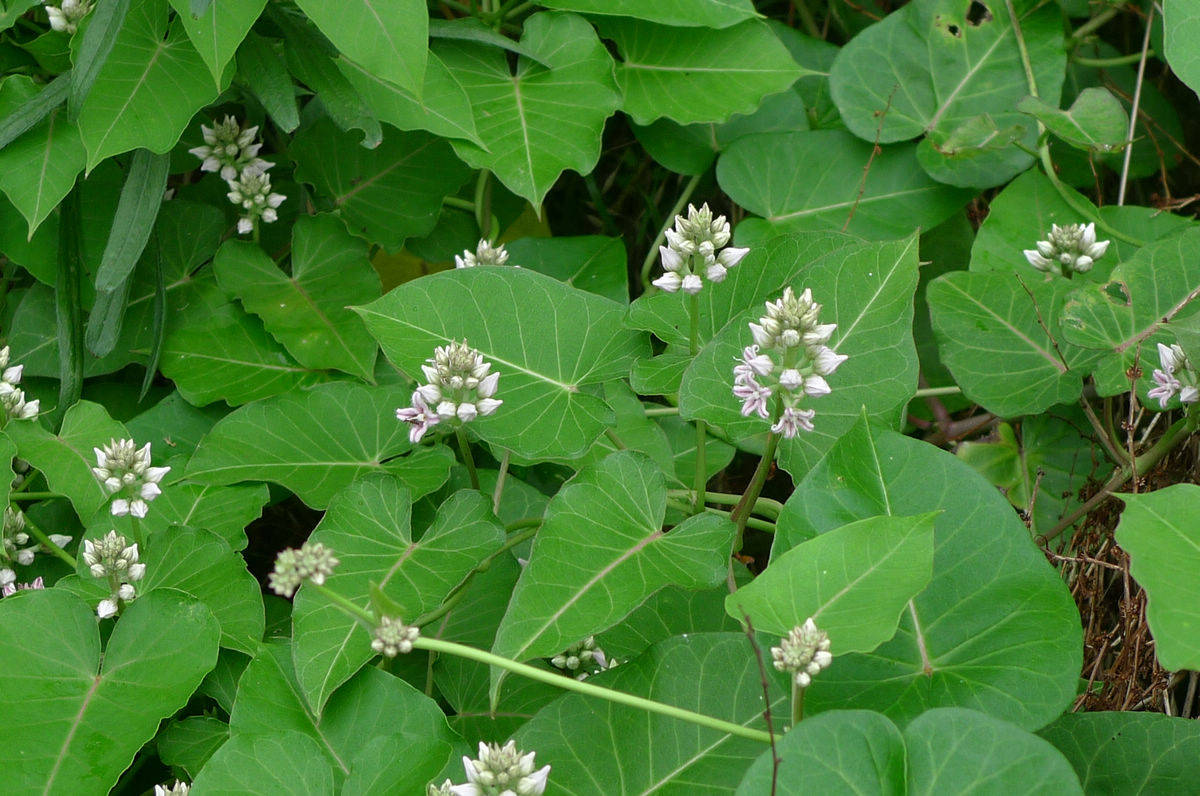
left=2, top=0, right=1200, bottom=793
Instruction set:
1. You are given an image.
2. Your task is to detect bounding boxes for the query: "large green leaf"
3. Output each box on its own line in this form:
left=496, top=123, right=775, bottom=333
left=678, top=237, right=921, bottom=477
left=718, top=131, right=971, bottom=239
left=77, top=0, right=223, bottom=169
left=514, top=633, right=787, bottom=794
left=292, top=475, right=503, bottom=711
left=1062, top=227, right=1200, bottom=396
left=504, top=235, right=629, bottom=303
left=0, top=76, right=84, bottom=235
left=157, top=716, right=228, bottom=778
left=597, top=18, right=802, bottom=125
left=736, top=708, right=1081, bottom=793
left=829, top=0, right=1065, bottom=188
left=185, top=382, right=454, bottom=508
left=491, top=452, right=735, bottom=696
left=167, top=0, right=266, bottom=84
left=1018, top=88, right=1128, bottom=154
left=229, top=643, right=459, bottom=782
left=356, top=267, right=647, bottom=461
left=4, top=400, right=128, bottom=521
left=134, top=483, right=269, bottom=550
left=1115, top=485, right=1200, bottom=670
left=1164, top=0, right=1200, bottom=101
left=438, top=11, right=621, bottom=208
left=161, top=271, right=327, bottom=406
left=293, top=0, right=427, bottom=97
left=928, top=271, right=1100, bottom=416
left=291, top=118, right=471, bottom=251
left=1040, top=711, right=1200, bottom=793
left=727, top=514, right=935, bottom=653
left=774, top=417, right=1081, bottom=730
left=0, top=589, right=219, bottom=794
left=539, top=0, right=758, bottom=27
left=214, top=216, right=381, bottom=381
left=191, top=731, right=337, bottom=795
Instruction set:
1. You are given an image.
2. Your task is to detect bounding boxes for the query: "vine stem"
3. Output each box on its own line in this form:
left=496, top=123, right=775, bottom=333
left=1068, top=6, right=1119, bottom=42
left=731, top=432, right=782, bottom=547
left=639, top=173, right=701, bottom=290
left=667, top=489, right=784, bottom=519
left=416, top=636, right=774, bottom=743
left=8, top=492, right=65, bottom=502
left=492, top=451, right=510, bottom=515
left=1117, top=2, right=1155, bottom=206
left=689, top=294, right=708, bottom=514
left=309, top=583, right=773, bottom=743
left=913, top=385, right=961, bottom=398
left=667, top=499, right=777, bottom=534
left=474, top=170, right=493, bottom=239
left=643, top=406, right=679, bottom=417
left=455, top=427, right=480, bottom=492
left=790, top=680, right=806, bottom=727
left=22, top=514, right=76, bottom=568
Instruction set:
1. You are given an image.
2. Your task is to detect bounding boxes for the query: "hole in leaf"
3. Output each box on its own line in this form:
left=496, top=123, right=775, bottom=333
left=934, top=15, right=963, bottom=37
left=966, top=1, right=993, bottom=25
left=1103, top=281, right=1132, bottom=306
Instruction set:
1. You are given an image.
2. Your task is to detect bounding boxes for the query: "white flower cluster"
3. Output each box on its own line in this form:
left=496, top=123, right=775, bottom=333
left=189, top=116, right=284, bottom=235
left=653, top=203, right=749, bottom=294
left=83, top=530, right=146, bottom=619
left=456, top=239, right=510, bottom=268
left=1024, top=222, right=1110, bottom=277
left=550, top=636, right=617, bottom=680
left=1149, top=342, right=1200, bottom=409
left=771, top=617, right=832, bottom=689
left=92, top=439, right=170, bottom=518
left=268, top=542, right=340, bottom=598
left=432, top=741, right=550, bottom=796
left=733, top=287, right=847, bottom=438
left=371, top=615, right=420, bottom=658
left=396, top=341, right=502, bottom=443
left=45, top=0, right=92, bottom=33
left=1, top=507, right=70, bottom=589
left=0, top=346, right=40, bottom=426
left=154, top=781, right=190, bottom=796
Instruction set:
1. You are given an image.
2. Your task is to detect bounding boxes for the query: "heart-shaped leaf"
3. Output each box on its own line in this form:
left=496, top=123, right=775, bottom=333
left=1039, top=711, right=1200, bottom=792
left=293, top=0, right=427, bottom=97
left=167, top=0, right=266, bottom=85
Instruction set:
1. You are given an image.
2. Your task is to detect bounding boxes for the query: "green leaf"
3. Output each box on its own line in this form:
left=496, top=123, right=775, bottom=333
left=737, top=708, right=1081, bottom=793
left=0, top=75, right=84, bottom=235
left=438, top=11, right=621, bottom=209
left=504, top=235, right=629, bottom=303
left=137, top=483, right=269, bottom=551
left=185, top=381, right=454, bottom=508
left=1164, top=0, right=1200, bottom=101
left=598, top=579, right=743, bottom=661
left=1018, top=87, right=1129, bottom=154
left=928, top=272, right=1100, bottom=415
left=829, top=0, right=1065, bottom=187
left=598, top=18, right=803, bottom=126
left=235, top=33, right=300, bottom=132
left=4, top=400, right=128, bottom=521
left=78, top=0, right=223, bottom=169
left=214, top=216, right=380, bottom=380
left=94, top=148, right=170, bottom=293
left=291, top=118, right=471, bottom=251
left=678, top=237, right=921, bottom=477
left=1040, top=711, right=1200, bottom=792
left=539, top=0, right=759, bottom=27
left=69, top=0, right=131, bottom=117
left=514, top=633, right=787, bottom=793
left=338, top=51, right=482, bottom=145
left=229, top=643, right=459, bottom=781
left=191, top=731, right=337, bottom=795
left=775, top=416, right=1081, bottom=730
left=161, top=271, right=326, bottom=407
left=157, top=716, right=229, bottom=777
left=1062, top=228, right=1200, bottom=396
left=126, top=389, right=227, bottom=462
left=728, top=513, right=936, bottom=653
left=293, top=0, right=427, bottom=97
left=343, top=733, right=457, bottom=795
left=356, top=267, right=647, bottom=461
left=559, top=381, right=675, bottom=477
left=0, top=589, right=219, bottom=793
left=718, top=131, right=972, bottom=239
left=139, top=527, right=265, bottom=653
left=915, top=113, right=1029, bottom=189
left=292, top=475, right=503, bottom=711
left=1115, top=485, right=1200, bottom=670
left=168, top=0, right=266, bottom=85
left=491, top=451, right=736, bottom=694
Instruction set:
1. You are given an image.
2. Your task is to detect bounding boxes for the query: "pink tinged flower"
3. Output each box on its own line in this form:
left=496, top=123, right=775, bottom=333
left=396, top=393, right=441, bottom=443
left=652, top=272, right=683, bottom=293
left=681, top=274, right=703, bottom=294
left=1148, top=370, right=1180, bottom=408
left=735, top=346, right=774, bottom=378
left=733, top=376, right=773, bottom=420
left=771, top=406, right=816, bottom=438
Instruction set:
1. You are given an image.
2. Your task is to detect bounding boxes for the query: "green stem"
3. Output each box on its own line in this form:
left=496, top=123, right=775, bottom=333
left=415, top=525, right=539, bottom=626
left=791, top=681, right=805, bottom=727
left=22, top=515, right=76, bottom=568
left=128, top=516, right=142, bottom=548
left=730, top=432, right=782, bottom=548
left=456, top=427, right=480, bottom=491
left=689, top=294, right=708, bottom=515
left=8, top=492, right=65, bottom=502
left=443, top=196, right=475, bottom=212
left=415, top=636, right=774, bottom=743
left=1069, top=6, right=1119, bottom=42
left=643, top=406, right=679, bottom=417
left=640, top=173, right=701, bottom=291
left=668, top=499, right=776, bottom=534
left=310, top=582, right=376, bottom=625
left=667, top=489, right=783, bottom=519
left=502, top=0, right=535, bottom=18
left=474, top=170, right=492, bottom=239
left=790, top=0, right=822, bottom=37
left=1071, top=50, right=1154, bottom=67
left=493, top=451, right=510, bottom=515
left=913, top=385, right=961, bottom=398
